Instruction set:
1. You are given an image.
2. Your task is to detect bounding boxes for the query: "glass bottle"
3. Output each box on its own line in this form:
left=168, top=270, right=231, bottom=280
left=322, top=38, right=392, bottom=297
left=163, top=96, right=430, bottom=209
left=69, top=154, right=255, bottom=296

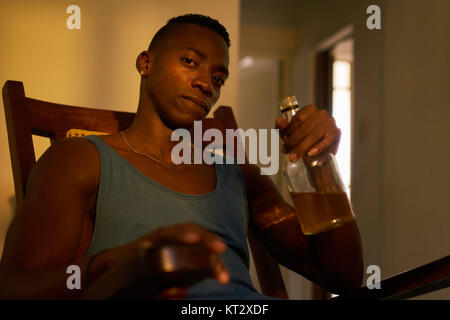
left=280, top=96, right=355, bottom=235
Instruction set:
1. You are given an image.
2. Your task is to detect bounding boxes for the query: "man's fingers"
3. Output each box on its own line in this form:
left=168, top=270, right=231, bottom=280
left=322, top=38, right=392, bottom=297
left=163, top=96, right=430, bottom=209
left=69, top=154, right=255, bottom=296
left=155, top=286, right=188, bottom=300
left=282, top=109, right=327, bottom=151
left=275, top=117, right=289, bottom=130
left=289, top=124, right=327, bottom=160
left=282, top=105, right=317, bottom=137
left=308, top=128, right=341, bottom=156
left=211, top=253, right=230, bottom=285
left=180, top=224, right=227, bottom=253
left=141, top=223, right=227, bottom=254
left=200, top=233, right=227, bottom=253
left=285, top=116, right=339, bottom=160
left=124, top=223, right=230, bottom=297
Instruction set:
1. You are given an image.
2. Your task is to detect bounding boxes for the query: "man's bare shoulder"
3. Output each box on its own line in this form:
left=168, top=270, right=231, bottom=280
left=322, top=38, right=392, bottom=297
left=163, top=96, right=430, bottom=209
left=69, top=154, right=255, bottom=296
left=28, top=137, right=101, bottom=197
left=0, top=137, right=102, bottom=271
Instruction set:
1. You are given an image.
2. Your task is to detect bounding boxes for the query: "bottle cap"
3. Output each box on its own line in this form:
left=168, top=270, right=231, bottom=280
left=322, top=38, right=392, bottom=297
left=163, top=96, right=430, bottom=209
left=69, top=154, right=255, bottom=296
left=279, top=96, right=299, bottom=113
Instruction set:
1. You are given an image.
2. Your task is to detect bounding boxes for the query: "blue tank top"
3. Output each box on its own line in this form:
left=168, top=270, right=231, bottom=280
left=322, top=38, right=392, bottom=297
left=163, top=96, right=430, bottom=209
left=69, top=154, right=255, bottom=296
left=83, top=135, right=273, bottom=299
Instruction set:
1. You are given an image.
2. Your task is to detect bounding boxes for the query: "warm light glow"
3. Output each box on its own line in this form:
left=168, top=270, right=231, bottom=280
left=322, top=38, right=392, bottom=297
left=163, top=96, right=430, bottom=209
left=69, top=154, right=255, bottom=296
left=239, top=56, right=254, bottom=69
left=161, top=248, right=175, bottom=272
left=333, top=61, right=351, bottom=88
left=332, top=60, right=352, bottom=198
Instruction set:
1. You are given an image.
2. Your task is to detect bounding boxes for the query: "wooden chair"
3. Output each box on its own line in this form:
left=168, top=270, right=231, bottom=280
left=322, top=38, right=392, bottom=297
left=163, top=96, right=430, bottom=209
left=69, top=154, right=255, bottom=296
left=3, top=80, right=449, bottom=299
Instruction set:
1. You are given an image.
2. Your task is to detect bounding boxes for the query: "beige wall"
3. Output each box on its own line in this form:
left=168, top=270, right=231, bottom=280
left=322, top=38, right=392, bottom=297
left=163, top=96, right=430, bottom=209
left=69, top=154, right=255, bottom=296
left=382, top=0, right=450, bottom=298
left=0, top=0, right=240, bottom=258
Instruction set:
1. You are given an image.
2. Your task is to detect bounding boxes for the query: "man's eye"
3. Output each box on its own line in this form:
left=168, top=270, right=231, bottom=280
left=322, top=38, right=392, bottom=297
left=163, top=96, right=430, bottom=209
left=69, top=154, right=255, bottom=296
left=182, top=57, right=195, bottom=66
left=213, top=76, right=225, bottom=86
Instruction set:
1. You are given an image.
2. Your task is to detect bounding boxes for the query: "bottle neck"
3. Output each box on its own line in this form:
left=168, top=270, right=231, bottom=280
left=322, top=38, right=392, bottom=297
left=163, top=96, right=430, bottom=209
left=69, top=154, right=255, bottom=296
left=281, top=105, right=300, bottom=123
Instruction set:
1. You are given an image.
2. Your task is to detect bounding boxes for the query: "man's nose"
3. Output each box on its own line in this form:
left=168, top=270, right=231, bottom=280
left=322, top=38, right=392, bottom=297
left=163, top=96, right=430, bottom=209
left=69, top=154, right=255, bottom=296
left=192, top=70, right=213, bottom=96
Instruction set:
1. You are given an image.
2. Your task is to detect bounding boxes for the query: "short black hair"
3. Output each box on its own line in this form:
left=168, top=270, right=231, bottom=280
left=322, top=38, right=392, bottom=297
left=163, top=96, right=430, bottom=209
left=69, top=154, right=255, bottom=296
left=148, top=14, right=230, bottom=52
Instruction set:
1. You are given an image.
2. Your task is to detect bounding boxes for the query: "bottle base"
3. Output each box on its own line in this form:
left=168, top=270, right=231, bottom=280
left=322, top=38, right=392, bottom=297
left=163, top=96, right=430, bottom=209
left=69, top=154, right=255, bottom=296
left=289, top=191, right=355, bottom=236
left=301, top=217, right=354, bottom=235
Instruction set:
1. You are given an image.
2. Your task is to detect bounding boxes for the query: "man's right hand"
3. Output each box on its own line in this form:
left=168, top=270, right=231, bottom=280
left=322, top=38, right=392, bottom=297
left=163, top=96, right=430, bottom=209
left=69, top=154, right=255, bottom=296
left=86, top=223, right=230, bottom=299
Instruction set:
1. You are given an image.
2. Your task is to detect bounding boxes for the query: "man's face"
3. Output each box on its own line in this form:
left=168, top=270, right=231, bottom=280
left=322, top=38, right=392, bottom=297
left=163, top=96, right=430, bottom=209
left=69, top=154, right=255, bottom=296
left=145, top=23, right=229, bottom=129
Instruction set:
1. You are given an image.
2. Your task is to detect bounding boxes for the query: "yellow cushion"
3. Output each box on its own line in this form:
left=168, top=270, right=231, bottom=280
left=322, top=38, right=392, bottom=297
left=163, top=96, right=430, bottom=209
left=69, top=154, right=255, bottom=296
left=66, top=128, right=110, bottom=138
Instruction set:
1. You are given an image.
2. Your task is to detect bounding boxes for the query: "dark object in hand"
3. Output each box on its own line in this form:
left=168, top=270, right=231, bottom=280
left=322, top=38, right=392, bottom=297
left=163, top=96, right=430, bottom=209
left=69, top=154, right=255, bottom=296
left=82, top=243, right=215, bottom=299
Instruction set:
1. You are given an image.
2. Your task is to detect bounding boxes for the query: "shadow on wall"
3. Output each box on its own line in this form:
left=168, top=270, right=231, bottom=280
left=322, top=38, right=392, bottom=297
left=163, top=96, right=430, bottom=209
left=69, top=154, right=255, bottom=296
left=8, top=195, right=15, bottom=215
left=0, top=195, right=15, bottom=257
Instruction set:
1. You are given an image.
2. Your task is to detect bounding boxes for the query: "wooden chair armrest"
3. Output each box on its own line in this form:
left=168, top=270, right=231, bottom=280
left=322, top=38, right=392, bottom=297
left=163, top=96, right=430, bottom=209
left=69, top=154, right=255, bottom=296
left=332, top=255, right=450, bottom=300
left=81, top=243, right=214, bottom=300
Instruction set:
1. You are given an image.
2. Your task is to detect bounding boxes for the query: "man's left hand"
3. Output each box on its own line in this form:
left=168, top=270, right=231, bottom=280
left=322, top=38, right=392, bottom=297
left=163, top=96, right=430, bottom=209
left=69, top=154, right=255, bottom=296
left=275, top=105, right=341, bottom=162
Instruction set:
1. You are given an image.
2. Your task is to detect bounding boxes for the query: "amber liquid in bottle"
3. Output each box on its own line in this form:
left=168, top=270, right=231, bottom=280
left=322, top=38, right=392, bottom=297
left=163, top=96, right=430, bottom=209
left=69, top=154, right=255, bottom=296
left=289, top=192, right=355, bottom=235
left=280, top=95, right=355, bottom=235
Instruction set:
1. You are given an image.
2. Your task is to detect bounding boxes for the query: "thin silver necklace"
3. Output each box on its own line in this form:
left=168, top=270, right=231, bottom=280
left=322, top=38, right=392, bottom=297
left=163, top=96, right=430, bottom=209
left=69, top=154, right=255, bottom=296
left=120, top=131, right=193, bottom=170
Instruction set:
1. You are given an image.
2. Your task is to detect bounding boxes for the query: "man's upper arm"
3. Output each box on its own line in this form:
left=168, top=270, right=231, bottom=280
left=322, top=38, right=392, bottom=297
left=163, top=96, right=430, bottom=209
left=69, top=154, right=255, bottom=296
left=239, top=163, right=315, bottom=274
left=0, top=138, right=100, bottom=272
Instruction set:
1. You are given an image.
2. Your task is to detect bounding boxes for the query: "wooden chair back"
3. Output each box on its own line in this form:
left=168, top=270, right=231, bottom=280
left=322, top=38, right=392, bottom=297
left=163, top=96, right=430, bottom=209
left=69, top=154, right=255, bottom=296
left=2, top=80, right=288, bottom=299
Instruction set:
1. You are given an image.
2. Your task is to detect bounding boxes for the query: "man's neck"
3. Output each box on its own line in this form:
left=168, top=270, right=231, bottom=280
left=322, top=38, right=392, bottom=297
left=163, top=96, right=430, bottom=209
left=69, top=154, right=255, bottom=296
left=124, top=97, right=181, bottom=164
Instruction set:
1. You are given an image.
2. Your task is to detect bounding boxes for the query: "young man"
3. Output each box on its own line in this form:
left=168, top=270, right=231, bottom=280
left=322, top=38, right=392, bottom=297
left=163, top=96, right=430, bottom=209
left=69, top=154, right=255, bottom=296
left=0, top=14, right=363, bottom=299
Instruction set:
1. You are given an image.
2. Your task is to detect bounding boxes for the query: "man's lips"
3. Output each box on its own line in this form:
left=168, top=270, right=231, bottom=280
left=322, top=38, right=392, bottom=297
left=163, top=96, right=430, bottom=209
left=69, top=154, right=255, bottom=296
left=181, top=96, right=210, bottom=113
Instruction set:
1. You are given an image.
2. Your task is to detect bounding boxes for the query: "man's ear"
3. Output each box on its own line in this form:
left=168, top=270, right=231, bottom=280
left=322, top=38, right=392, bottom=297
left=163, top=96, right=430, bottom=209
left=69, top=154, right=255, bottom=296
left=136, top=51, right=150, bottom=76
